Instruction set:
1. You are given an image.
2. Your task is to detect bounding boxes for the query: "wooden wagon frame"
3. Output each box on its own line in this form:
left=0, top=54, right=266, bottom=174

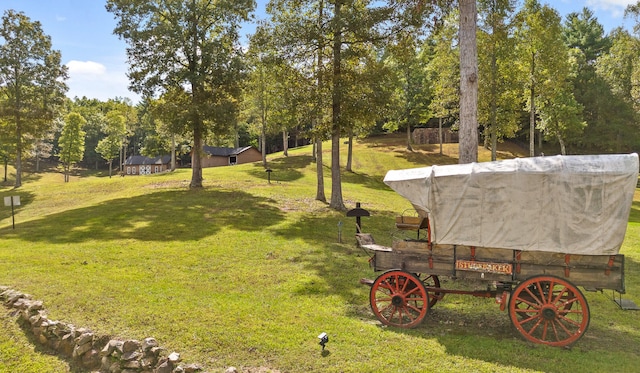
left=359, top=154, right=638, bottom=347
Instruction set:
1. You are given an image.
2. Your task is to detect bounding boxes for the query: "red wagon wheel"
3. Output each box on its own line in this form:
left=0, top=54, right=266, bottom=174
left=415, top=273, right=443, bottom=308
left=370, top=270, right=429, bottom=328
left=509, top=275, right=589, bottom=347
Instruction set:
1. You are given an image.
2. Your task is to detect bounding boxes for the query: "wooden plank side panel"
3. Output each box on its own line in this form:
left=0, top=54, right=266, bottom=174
left=373, top=241, right=624, bottom=292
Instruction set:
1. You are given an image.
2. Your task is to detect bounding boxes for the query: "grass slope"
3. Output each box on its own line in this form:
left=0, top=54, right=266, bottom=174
left=0, top=135, right=638, bottom=372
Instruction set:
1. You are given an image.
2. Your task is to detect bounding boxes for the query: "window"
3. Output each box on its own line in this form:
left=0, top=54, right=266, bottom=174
left=154, top=166, right=159, bottom=173
left=127, top=167, right=131, bottom=175
left=229, top=156, right=237, bottom=165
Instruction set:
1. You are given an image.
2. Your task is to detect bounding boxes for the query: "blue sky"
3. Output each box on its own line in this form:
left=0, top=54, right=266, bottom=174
left=0, top=0, right=636, bottom=103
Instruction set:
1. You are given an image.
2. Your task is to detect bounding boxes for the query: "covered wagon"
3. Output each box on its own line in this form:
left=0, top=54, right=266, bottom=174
left=359, top=154, right=638, bottom=347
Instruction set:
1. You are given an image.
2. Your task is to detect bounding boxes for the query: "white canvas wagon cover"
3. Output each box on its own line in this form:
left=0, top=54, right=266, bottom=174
left=384, top=154, right=639, bottom=255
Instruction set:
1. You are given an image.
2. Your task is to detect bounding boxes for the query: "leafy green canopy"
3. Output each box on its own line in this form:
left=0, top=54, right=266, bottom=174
left=105, top=0, right=254, bottom=188
left=0, top=10, right=67, bottom=187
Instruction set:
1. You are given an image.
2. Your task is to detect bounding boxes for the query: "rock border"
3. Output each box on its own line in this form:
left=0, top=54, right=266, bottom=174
left=0, top=286, right=214, bottom=373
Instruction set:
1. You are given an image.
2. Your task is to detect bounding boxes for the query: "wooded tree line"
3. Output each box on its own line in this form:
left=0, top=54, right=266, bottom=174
left=1, top=0, right=640, bottom=209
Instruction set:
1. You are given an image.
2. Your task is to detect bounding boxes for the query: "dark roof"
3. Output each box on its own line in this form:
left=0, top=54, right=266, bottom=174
left=202, top=146, right=254, bottom=157
left=124, top=155, right=171, bottom=165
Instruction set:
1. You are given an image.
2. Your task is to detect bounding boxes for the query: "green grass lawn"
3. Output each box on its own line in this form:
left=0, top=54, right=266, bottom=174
left=0, top=135, right=638, bottom=372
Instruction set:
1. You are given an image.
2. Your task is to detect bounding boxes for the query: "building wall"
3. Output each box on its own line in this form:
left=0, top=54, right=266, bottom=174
left=236, top=148, right=262, bottom=164
left=200, top=148, right=262, bottom=168
left=125, top=164, right=169, bottom=175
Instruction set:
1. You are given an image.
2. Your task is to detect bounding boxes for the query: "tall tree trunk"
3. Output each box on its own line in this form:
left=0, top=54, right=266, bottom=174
left=314, top=0, right=326, bottom=203
left=15, top=123, right=22, bottom=188
left=260, top=63, right=268, bottom=168
left=459, top=0, right=478, bottom=164
left=406, top=122, right=413, bottom=151
left=346, top=131, right=353, bottom=172
left=171, top=133, right=176, bottom=171
left=190, top=126, right=204, bottom=188
left=438, top=117, right=443, bottom=155
left=529, top=52, right=536, bottom=157
left=556, top=133, right=566, bottom=155
left=330, top=0, right=345, bottom=211
left=283, top=129, right=289, bottom=156
left=490, top=51, right=498, bottom=161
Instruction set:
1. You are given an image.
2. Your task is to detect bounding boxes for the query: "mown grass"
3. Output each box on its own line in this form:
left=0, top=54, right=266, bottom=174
left=0, top=135, right=638, bottom=372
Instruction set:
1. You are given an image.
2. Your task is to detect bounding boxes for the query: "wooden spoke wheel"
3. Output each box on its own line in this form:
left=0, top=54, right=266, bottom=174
left=370, top=270, right=429, bottom=328
left=415, top=273, right=443, bottom=308
left=509, top=275, right=589, bottom=347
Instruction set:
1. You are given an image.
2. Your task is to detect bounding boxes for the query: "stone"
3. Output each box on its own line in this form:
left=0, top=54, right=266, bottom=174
left=154, top=360, right=173, bottom=373
left=73, top=341, right=93, bottom=358
left=123, top=339, right=141, bottom=353
left=150, top=346, right=165, bottom=357
left=76, top=332, right=94, bottom=346
left=142, top=337, right=159, bottom=351
left=122, top=350, right=142, bottom=361
left=101, top=339, right=124, bottom=357
left=141, top=356, right=157, bottom=369
left=168, top=352, right=181, bottom=363
left=225, top=367, right=239, bottom=373
left=27, top=300, right=44, bottom=312
left=59, top=334, right=75, bottom=357
left=122, top=359, right=141, bottom=369
left=184, top=363, right=203, bottom=373
left=81, top=348, right=101, bottom=370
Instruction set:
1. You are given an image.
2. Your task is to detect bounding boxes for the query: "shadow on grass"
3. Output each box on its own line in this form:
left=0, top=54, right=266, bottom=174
left=245, top=155, right=313, bottom=183
left=1, top=189, right=285, bottom=243
left=629, top=201, right=640, bottom=223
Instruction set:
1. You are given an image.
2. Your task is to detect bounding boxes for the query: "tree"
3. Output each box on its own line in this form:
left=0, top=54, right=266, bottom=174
left=594, top=29, right=640, bottom=152
left=458, top=0, right=479, bottom=163
left=58, top=112, right=86, bottom=182
left=106, top=0, right=253, bottom=188
left=96, top=136, right=121, bottom=178
left=0, top=10, right=68, bottom=187
left=384, top=32, right=431, bottom=152
left=562, top=9, right=619, bottom=153
left=514, top=0, right=579, bottom=156
left=427, top=13, right=460, bottom=145
left=477, top=0, right=520, bottom=161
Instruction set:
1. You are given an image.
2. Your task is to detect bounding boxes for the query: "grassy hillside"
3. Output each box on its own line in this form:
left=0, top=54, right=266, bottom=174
left=0, top=135, right=638, bottom=372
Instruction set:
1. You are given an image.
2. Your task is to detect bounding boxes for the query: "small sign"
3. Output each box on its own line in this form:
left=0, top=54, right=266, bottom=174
left=456, top=260, right=512, bottom=275
left=3, top=196, right=20, bottom=206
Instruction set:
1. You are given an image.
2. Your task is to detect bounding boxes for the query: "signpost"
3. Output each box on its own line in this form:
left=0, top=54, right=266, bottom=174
left=4, top=195, right=20, bottom=229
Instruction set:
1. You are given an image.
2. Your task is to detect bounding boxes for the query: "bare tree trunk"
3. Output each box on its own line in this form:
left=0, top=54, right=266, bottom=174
left=190, top=127, right=204, bottom=188
left=346, top=131, right=353, bottom=172
left=406, top=122, right=413, bottom=151
left=329, top=0, right=345, bottom=211
left=314, top=0, right=326, bottom=203
left=459, top=0, right=478, bottom=164
left=529, top=52, right=536, bottom=157
left=438, top=117, right=443, bottom=155
left=283, top=129, right=289, bottom=156
left=556, top=133, right=566, bottom=155
left=490, top=52, right=498, bottom=161
left=171, top=133, right=176, bottom=171
left=15, top=118, right=22, bottom=188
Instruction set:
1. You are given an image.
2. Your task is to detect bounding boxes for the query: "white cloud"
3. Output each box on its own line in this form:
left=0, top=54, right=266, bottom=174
left=66, top=60, right=107, bottom=77
left=586, top=0, right=636, bottom=17
left=65, top=60, right=139, bottom=102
